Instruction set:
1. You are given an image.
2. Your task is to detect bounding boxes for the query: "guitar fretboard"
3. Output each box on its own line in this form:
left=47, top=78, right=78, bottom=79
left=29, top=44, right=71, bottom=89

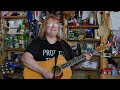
left=60, top=55, right=86, bottom=69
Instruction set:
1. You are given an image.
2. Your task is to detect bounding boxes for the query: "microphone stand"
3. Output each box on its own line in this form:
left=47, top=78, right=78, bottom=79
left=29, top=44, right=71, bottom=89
left=53, top=51, right=58, bottom=79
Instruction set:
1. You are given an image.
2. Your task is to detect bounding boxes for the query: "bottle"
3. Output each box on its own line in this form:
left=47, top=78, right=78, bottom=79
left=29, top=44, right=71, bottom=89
left=59, top=23, right=63, bottom=38
left=21, top=19, right=25, bottom=29
left=108, top=31, right=114, bottom=43
left=77, top=11, right=82, bottom=26
left=4, top=34, right=9, bottom=47
left=112, top=66, right=117, bottom=76
left=68, top=30, right=74, bottom=40
left=94, top=29, right=100, bottom=39
left=89, top=12, right=94, bottom=25
left=18, top=34, right=24, bottom=48
left=24, top=30, right=30, bottom=48
left=76, top=42, right=81, bottom=56
left=112, top=44, right=117, bottom=54
left=107, top=58, right=113, bottom=68
left=107, top=58, right=117, bottom=68
left=14, top=35, right=19, bottom=48
left=9, top=35, right=13, bottom=48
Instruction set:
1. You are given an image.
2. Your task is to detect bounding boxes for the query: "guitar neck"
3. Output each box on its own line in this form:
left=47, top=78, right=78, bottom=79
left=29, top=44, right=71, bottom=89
left=60, top=41, right=112, bottom=69
left=60, top=55, right=86, bottom=69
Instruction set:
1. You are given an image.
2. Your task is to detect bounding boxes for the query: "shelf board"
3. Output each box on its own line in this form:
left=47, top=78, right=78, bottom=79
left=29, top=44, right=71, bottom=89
left=68, top=38, right=101, bottom=42
left=67, top=25, right=99, bottom=29
left=3, top=27, right=28, bottom=31
left=3, top=27, right=18, bottom=30
left=111, top=54, right=120, bottom=58
left=3, top=27, right=9, bottom=30
left=3, top=61, right=23, bottom=65
left=2, top=73, right=23, bottom=77
left=2, top=16, right=27, bottom=19
left=72, top=68, right=99, bottom=71
left=12, top=61, right=23, bottom=65
left=100, top=74, right=120, bottom=79
left=4, top=48, right=26, bottom=52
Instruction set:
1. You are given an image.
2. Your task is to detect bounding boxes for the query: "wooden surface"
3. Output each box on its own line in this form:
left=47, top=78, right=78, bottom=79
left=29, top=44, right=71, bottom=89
left=67, top=25, right=99, bottom=29
left=67, top=38, right=101, bottom=42
left=71, top=69, right=100, bottom=79
left=100, top=74, right=120, bottom=79
left=100, top=12, right=110, bottom=70
left=112, top=54, right=120, bottom=58
left=4, top=48, right=26, bottom=52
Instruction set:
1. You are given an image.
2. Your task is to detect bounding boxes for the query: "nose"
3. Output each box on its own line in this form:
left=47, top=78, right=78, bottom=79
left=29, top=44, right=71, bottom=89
left=51, top=24, right=55, bottom=27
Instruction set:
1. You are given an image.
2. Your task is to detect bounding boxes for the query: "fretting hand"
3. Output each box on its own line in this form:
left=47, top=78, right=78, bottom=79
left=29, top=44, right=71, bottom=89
left=84, top=53, right=92, bottom=60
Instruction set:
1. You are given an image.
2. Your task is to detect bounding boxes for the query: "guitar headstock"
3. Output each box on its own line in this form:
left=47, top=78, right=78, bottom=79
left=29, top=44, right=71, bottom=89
left=95, top=42, right=114, bottom=53
left=85, top=42, right=114, bottom=56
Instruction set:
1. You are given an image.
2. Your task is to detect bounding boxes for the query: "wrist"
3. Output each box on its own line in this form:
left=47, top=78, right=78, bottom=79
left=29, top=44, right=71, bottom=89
left=89, top=53, right=93, bottom=56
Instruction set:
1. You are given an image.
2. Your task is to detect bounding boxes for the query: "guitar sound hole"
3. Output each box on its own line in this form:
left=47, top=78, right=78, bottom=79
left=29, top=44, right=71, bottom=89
left=52, top=66, right=61, bottom=76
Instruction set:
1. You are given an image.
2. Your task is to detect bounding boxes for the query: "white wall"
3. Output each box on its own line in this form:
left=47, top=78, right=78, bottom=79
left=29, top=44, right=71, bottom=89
left=110, top=12, right=120, bottom=36
left=110, top=11, right=120, bottom=31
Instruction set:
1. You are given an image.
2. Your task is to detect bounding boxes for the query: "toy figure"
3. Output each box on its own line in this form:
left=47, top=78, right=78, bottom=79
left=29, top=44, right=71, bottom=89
left=113, top=33, right=120, bottom=54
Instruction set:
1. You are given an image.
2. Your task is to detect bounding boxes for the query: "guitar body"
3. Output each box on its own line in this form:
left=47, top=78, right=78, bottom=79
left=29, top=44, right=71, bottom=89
left=23, top=55, right=72, bottom=79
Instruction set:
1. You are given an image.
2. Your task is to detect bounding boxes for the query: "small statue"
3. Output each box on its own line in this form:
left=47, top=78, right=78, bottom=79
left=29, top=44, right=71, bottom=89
left=113, top=33, right=120, bottom=54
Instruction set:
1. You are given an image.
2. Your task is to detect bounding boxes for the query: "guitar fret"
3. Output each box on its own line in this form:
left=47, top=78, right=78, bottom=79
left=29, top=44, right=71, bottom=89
left=61, top=55, right=86, bottom=69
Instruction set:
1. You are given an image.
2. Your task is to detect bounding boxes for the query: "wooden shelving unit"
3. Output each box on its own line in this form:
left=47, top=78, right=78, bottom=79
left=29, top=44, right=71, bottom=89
left=0, top=12, right=28, bottom=79
left=63, top=11, right=101, bottom=79
left=99, top=11, right=120, bottom=79
left=2, top=16, right=27, bottom=19
left=1, top=11, right=119, bottom=79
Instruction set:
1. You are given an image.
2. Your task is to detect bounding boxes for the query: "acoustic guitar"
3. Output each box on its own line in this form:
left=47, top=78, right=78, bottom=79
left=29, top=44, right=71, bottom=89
left=23, top=54, right=87, bottom=79
left=23, top=42, right=113, bottom=79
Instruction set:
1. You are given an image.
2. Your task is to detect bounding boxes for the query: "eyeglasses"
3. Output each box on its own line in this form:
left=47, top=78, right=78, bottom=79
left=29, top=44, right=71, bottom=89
left=47, top=23, right=59, bottom=27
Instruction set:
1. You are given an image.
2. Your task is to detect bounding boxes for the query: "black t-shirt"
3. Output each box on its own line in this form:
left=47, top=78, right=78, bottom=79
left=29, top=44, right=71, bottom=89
left=25, top=37, right=74, bottom=61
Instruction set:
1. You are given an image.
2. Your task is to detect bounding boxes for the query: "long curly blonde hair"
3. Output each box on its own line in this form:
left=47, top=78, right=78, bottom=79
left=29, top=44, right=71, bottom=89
left=38, top=15, right=61, bottom=41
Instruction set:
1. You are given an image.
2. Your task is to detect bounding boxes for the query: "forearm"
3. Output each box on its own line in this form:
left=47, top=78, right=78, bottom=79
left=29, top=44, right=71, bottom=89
left=21, top=52, right=53, bottom=79
left=21, top=52, right=44, bottom=74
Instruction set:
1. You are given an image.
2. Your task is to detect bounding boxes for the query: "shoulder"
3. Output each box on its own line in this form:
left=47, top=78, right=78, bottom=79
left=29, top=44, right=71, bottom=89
left=60, top=39, right=70, bottom=47
left=30, top=37, right=44, bottom=43
left=28, top=37, right=43, bottom=47
left=60, top=39, right=67, bottom=44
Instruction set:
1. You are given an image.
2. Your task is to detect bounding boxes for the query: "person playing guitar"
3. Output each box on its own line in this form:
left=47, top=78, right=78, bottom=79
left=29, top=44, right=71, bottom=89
left=21, top=15, right=92, bottom=79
